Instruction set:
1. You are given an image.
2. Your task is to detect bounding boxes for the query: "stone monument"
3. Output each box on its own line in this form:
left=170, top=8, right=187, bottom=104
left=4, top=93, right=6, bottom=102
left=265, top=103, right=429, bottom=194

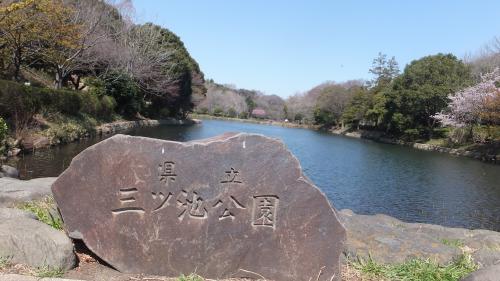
left=52, top=133, right=346, bottom=281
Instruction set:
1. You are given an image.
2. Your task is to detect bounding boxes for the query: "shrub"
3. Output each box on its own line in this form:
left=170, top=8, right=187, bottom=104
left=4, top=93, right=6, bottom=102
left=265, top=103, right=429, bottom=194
left=99, top=95, right=116, bottom=118
left=226, top=108, right=237, bottom=118
left=212, top=107, right=224, bottom=116
left=79, top=91, right=101, bottom=116
left=101, top=71, right=142, bottom=117
left=197, top=107, right=209, bottom=114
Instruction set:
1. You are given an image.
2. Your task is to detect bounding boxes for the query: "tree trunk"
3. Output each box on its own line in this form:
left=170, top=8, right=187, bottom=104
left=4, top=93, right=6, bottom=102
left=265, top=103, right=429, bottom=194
left=12, top=49, right=21, bottom=82
left=55, top=67, right=64, bottom=89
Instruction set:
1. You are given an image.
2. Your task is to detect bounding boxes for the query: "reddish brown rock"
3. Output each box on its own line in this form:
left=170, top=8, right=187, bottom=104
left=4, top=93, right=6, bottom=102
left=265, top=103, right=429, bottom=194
left=52, top=133, right=345, bottom=281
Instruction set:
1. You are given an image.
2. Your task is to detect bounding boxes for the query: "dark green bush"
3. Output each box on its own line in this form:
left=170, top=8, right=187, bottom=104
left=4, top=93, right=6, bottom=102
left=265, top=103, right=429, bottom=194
left=0, top=80, right=117, bottom=132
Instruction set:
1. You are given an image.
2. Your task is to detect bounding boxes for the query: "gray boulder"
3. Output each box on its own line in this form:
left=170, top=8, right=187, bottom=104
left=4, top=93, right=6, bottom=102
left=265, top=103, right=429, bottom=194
left=0, top=218, right=75, bottom=270
left=0, top=177, right=56, bottom=207
left=0, top=274, right=84, bottom=281
left=461, top=264, right=500, bottom=281
left=0, top=207, right=37, bottom=220
left=0, top=165, right=19, bottom=178
left=339, top=209, right=500, bottom=266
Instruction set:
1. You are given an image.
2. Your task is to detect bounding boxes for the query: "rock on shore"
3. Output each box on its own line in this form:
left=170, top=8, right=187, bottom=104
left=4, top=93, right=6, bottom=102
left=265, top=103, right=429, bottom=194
left=340, top=209, right=500, bottom=267
left=0, top=177, right=56, bottom=207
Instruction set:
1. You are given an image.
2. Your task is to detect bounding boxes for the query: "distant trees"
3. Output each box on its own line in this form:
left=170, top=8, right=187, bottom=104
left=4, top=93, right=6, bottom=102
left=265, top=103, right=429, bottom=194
left=313, top=81, right=364, bottom=127
left=196, top=82, right=286, bottom=120
left=381, top=54, right=472, bottom=137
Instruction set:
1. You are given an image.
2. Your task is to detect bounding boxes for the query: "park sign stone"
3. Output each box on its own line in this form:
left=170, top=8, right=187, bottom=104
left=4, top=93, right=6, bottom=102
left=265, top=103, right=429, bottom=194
left=52, top=133, right=346, bottom=281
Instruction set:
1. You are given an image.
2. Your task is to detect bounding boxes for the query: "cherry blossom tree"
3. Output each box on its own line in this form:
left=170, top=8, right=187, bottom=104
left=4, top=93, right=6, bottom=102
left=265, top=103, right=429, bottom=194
left=433, top=68, right=500, bottom=128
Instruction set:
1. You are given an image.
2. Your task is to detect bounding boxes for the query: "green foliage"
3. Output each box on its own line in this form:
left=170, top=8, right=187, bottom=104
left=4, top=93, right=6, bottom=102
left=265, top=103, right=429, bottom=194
left=0, top=80, right=115, bottom=134
left=245, top=96, right=256, bottom=113
left=212, top=107, right=224, bottom=117
left=101, top=71, right=142, bottom=117
left=196, top=107, right=209, bottom=115
left=314, top=83, right=362, bottom=126
left=131, top=23, right=206, bottom=118
left=239, top=111, right=249, bottom=119
left=383, top=54, right=472, bottom=136
left=35, top=266, right=64, bottom=278
left=43, top=113, right=98, bottom=144
left=314, top=107, right=336, bottom=126
left=19, top=196, right=63, bottom=230
left=342, top=53, right=473, bottom=140
left=0, top=257, right=9, bottom=270
left=342, top=87, right=372, bottom=126
left=226, top=107, right=237, bottom=118
left=0, top=117, right=8, bottom=142
left=178, top=273, right=204, bottom=281
left=441, top=238, right=465, bottom=248
left=351, top=254, right=477, bottom=281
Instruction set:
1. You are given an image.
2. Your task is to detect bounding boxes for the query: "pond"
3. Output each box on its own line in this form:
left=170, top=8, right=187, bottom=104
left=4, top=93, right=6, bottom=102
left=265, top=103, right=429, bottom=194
left=8, top=119, right=500, bottom=231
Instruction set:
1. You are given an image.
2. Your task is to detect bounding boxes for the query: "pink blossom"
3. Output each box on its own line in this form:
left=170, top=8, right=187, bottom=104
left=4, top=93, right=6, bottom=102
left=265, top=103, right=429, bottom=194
left=433, top=68, right=500, bottom=127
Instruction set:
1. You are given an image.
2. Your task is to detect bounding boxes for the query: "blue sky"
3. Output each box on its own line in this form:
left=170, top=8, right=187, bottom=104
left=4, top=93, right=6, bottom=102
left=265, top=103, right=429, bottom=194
left=132, top=0, right=500, bottom=98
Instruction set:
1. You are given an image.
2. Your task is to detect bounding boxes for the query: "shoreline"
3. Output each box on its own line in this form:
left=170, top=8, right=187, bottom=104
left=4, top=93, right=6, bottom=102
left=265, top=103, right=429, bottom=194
left=6, top=118, right=199, bottom=158
left=192, top=114, right=499, bottom=164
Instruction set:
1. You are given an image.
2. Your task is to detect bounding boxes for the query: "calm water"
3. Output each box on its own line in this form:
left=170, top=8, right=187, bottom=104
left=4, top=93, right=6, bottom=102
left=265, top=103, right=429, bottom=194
left=8, top=119, right=500, bottom=231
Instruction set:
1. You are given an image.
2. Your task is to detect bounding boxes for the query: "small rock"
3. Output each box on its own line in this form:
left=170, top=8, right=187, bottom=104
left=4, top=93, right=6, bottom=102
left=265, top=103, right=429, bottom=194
left=6, top=148, right=21, bottom=157
left=21, top=136, right=50, bottom=151
left=0, top=274, right=84, bottom=281
left=460, top=263, right=500, bottom=281
left=0, top=218, right=76, bottom=270
left=0, top=207, right=37, bottom=220
left=0, top=165, right=19, bottom=178
left=0, top=177, right=56, bottom=207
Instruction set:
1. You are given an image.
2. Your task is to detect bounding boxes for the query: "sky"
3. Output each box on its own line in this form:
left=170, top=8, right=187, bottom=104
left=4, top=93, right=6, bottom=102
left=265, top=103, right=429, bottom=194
left=131, top=0, right=500, bottom=98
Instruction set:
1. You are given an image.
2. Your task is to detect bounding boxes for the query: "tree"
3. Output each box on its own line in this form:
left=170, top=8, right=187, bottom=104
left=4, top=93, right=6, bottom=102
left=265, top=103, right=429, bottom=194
left=313, top=81, right=362, bottom=126
left=368, top=52, right=399, bottom=88
left=39, top=0, right=120, bottom=89
left=433, top=68, right=500, bottom=139
left=114, top=23, right=205, bottom=118
left=0, top=0, right=55, bottom=81
left=342, top=87, right=370, bottom=128
left=382, top=53, right=472, bottom=137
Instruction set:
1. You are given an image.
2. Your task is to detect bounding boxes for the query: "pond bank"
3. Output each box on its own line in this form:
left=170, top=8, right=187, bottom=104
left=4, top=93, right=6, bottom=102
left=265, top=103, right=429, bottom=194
left=5, top=118, right=199, bottom=158
left=332, top=129, right=499, bottom=164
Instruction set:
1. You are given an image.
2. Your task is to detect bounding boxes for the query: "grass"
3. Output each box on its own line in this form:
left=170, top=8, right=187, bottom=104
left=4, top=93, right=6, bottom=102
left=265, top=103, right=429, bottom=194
left=0, top=257, right=9, bottom=270
left=350, top=253, right=477, bottom=281
left=18, top=196, right=63, bottom=230
left=178, top=273, right=204, bottom=281
left=441, top=239, right=464, bottom=249
left=34, top=266, right=64, bottom=278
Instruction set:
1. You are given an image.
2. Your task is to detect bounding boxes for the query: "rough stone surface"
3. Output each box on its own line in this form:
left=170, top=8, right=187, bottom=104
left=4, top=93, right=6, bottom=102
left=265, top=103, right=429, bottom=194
left=340, top=209, right=500, bottom=266
left=52, top=133, right=346, bottom=281
left=0, top=218, right=75, bottom=270
left=0, top=177, right=56, bottom=207
left=0, top=165, right=19, bottom=178
left=460, top=263, right=500, bottom=281
left=0, top=274, right=84, bottom=281
left=64, top=262, right=266, bottom=281
left=0, top=207, right=36, bottom=220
